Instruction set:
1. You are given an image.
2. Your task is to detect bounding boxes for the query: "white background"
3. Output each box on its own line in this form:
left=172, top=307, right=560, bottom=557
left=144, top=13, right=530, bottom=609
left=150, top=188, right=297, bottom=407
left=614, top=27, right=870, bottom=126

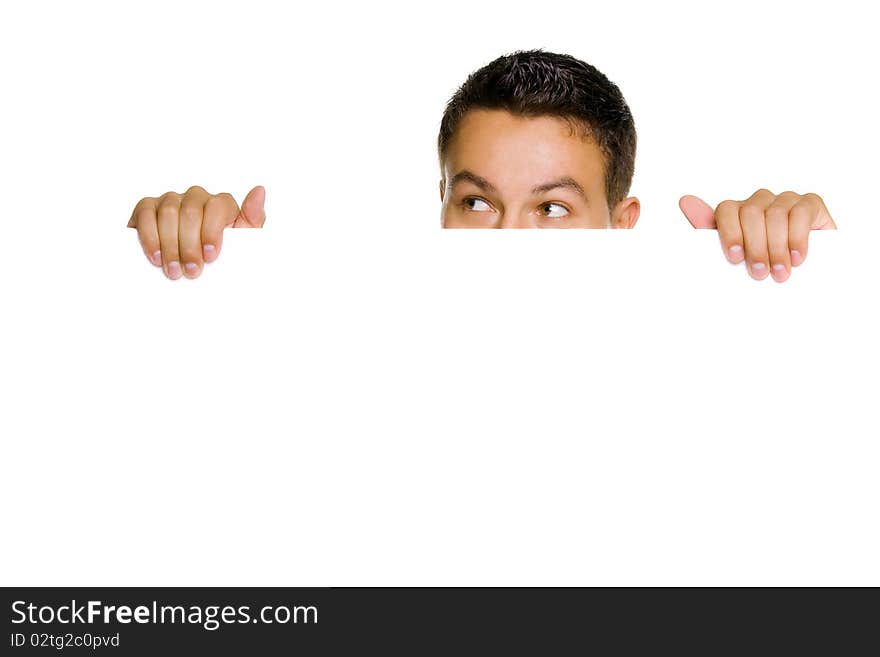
left=1, top=0, right=878, bottom=585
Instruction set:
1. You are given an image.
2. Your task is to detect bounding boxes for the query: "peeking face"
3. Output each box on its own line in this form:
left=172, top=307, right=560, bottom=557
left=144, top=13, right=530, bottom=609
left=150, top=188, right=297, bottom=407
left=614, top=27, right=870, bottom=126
left=440, top=109, right=639, bottom=229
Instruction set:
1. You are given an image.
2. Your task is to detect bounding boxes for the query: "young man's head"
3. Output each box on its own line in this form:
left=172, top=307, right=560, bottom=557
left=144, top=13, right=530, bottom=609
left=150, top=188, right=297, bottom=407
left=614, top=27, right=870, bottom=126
left=439, top=50, right=640, bottom=229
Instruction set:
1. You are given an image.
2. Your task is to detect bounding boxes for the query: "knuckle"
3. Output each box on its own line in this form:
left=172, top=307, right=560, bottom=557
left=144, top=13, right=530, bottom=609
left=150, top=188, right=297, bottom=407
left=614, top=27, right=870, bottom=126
left=739, top=203, right=763, bottom=220
left=791, top=200, right=814, bottom=217
left=716, top=199, right=738, bottom=214
left=134, top=205, right=154, bottom=222
left=185, top=184, right=207, bottom=195
left=765, top=207, right=788, bottom=223
left=179, top=202, right=203, bottom=224
left=157, top=203, right=178, bottom=220
left=803, top=192, right=824, bottom=208
left=789, top=210, right=810, bottom=227
left=206, top=194, right=227, bottom=208
left=205, top=193, right=237, bottom=219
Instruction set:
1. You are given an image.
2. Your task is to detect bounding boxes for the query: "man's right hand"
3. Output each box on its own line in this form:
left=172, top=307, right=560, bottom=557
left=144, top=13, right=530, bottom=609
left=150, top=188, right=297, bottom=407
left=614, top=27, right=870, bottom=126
left=127, top=185, right=266, bottom=279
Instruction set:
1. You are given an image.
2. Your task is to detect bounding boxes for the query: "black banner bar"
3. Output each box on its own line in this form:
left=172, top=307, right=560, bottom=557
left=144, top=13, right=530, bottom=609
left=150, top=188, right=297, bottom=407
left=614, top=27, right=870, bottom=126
left=2, top=587, right=875, bottom=654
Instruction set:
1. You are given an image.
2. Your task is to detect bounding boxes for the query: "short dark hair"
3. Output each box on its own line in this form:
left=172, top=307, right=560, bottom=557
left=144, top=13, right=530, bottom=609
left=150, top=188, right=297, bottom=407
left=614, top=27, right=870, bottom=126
left=438, top=50, right=637, bottom=208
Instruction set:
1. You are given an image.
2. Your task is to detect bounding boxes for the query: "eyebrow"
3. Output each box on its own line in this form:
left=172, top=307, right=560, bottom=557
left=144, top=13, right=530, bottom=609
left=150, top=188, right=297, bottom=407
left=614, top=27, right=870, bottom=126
left=448, top=170, right=497, bottom=193
left=449, top=171, right=589, bottom=204
left=531, top=177, right=589, bottom=203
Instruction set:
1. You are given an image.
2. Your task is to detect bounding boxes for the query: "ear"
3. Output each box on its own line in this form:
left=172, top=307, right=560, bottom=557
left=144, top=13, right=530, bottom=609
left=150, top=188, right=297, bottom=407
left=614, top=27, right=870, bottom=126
left=610, top=196, right=640, bottom=229
left=439, top=179, right=446, bottom=202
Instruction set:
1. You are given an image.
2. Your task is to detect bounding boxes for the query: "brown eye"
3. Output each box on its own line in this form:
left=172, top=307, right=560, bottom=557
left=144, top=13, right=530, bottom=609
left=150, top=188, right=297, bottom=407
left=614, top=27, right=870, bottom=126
left=540, top=203, right=569, bottom=218
left=464, top=198, right=492, bottom=212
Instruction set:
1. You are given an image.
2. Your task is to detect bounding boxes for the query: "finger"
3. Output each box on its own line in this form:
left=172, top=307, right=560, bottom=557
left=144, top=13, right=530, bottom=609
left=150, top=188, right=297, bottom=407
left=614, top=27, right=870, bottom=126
left=231, top=185, right=267, bottom=228
left=132, top=198, right=162, bottom=266
left=679, top=195, right=716, bottom=228
left=201, top=193, right=240, bottom=263
left=178, top=185, right=211, bottom=279
left=788, top=199, right=819, bottom=266
left=739, top=188, right=775, bottom=280
left=714, top=200, right=744, bottom=263
left=156, top=192, right=183, bottom=280
left=764, top=192, right=801, bottom=282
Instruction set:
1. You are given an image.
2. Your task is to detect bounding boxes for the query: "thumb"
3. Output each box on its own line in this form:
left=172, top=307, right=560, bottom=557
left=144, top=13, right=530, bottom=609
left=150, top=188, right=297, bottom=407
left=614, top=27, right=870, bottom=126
left=233, top=185, right=267, bottom=227
left=814, top=202, right=837, bottom=230
left=679, top=194, right=716, bottom=229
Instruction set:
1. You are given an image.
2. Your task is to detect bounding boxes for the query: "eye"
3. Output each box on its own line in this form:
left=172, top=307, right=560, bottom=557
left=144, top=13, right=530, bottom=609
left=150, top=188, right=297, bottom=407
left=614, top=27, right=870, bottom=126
left=540, top=203, right=570, bottom=218
left=463, top=197, right=493, bottom=212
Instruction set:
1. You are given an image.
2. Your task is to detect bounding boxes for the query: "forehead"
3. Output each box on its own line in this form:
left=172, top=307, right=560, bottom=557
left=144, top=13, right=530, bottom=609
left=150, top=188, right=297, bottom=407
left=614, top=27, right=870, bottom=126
left=444, top=109, right=606, bottom=193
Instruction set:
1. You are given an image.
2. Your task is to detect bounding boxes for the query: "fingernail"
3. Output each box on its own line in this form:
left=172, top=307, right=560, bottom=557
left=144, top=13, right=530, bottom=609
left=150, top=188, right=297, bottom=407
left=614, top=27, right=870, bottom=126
left=750, top=262, right=767, bottom=278
left=166, top=261, right=182, bottom=279
left=790, top=250, right=803, bottom=266
left=184, top=262, right=199, bottom=277
left=771, top=264, right=788, bottom=281
left=203, top=244, right=216, bottom=260
left=728, top=245, right=744, bottom=262
left=151, top=251, right=162, bottom=266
